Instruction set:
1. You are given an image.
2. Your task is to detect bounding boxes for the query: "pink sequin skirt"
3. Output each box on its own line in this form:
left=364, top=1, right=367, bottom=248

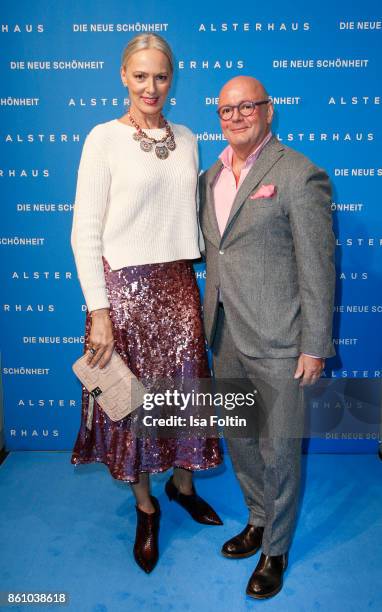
left=71, top=257, right=222, bottom=482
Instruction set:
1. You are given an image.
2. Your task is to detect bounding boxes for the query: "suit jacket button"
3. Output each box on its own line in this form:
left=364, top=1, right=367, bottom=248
left=219, top=250, right=224, bottom=255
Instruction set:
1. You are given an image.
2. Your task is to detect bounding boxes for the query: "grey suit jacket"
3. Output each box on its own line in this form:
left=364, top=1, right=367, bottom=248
left=199, top=136, right=336, bottom=359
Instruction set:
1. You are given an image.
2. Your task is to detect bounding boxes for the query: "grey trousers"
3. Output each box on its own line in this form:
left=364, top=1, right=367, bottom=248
left=212, top=306, right=305, bottom=556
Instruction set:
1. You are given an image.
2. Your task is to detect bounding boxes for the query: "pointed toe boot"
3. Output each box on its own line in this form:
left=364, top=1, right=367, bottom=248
left=133, top=496, right=161, bottom=573
left=165, top=476, right=223, bottom=526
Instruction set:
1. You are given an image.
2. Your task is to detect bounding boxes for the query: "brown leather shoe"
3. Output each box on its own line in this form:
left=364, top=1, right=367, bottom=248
left=221, top=524, right=264, bottom=558
left=165, top=476, right=223, bottom=525
left=246, top=552, right=288, bottom=599
left=133, top=496, right=160, bottom=573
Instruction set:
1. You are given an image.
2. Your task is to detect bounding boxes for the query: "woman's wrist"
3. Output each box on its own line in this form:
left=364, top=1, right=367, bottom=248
left=90, top=307, right=110, bottom=318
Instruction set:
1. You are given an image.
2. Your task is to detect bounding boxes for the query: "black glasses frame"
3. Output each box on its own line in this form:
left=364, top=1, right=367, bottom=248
left=216, top=99, right=270, bottom=121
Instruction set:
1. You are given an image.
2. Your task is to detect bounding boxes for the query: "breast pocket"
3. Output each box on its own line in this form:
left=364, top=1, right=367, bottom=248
left=248, top=196, right=278, bottom=208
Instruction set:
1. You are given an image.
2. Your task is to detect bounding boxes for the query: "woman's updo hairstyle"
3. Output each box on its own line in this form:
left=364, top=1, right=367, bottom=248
left=121, top=33, right=174, bottom=75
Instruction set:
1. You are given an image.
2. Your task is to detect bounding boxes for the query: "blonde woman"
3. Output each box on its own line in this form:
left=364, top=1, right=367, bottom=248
left=70, top=33, right=222, bottom=573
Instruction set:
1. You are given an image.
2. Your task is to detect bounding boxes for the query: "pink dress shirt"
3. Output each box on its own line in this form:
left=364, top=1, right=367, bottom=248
left=214, top=132, right=273, bottom=236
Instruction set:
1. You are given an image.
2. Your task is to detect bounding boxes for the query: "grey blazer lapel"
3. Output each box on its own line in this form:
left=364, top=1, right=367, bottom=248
left=221, top=137, right=285, bottom=244
left=205, top=159, right=223, bottom=246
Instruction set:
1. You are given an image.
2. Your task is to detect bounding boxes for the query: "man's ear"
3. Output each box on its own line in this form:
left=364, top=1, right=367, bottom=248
left=267, top=101, right=274, bottom=126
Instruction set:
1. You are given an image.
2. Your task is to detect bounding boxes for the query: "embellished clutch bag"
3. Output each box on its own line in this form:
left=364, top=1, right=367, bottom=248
left=72, top=350, right=147, bottom=426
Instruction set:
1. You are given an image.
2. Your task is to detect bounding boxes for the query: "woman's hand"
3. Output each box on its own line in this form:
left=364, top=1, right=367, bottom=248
left=86, top=308, right=115, bottom=369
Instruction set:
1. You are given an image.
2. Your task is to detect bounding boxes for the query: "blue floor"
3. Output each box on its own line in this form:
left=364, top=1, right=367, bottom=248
left=0, top=451, right=381, bottom=612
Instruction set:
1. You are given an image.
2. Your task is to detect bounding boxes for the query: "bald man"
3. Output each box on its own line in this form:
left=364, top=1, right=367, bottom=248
left=199, top=77, right=335, bottom=599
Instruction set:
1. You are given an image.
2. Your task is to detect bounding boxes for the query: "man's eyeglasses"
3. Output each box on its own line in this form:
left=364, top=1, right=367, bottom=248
left=217, top=99, right=269, bottom=121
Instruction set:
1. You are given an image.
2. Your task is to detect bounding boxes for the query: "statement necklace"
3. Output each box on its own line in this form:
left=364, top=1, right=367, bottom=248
left=127, top=111, right=176, bottom=160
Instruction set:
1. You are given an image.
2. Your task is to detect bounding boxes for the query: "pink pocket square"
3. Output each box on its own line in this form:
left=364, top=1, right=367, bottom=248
left=250, top=184, right=277, bottom=199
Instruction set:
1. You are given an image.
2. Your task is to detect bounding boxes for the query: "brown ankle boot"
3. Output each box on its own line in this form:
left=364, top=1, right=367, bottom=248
left=221, top=524, right=264, bottom=558
left=246, top=552, right=288, bottom=599
left=133, top=496, right=160, bottom=573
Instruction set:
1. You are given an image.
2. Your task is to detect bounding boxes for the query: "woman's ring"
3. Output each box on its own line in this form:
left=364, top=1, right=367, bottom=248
left=89, top=347, right=96, bottom=355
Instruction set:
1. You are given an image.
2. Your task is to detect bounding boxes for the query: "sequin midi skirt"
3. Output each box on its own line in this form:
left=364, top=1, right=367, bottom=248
left=71, top=257, right=222, bottom=482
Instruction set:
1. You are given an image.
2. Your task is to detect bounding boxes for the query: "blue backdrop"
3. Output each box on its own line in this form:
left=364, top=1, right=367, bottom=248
left=1, top=0, right=381, bottom=452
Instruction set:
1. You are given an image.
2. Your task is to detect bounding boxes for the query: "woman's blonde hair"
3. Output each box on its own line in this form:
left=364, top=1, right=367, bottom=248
left=121, top=33, right=174, bottom=74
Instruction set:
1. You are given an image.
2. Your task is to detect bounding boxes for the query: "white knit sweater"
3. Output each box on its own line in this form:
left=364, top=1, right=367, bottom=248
left=71, top=118, right=203, bottom=312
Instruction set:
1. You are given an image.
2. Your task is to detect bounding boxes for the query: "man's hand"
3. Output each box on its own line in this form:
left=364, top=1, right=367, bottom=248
left=293, top=354, right=325, bottom=386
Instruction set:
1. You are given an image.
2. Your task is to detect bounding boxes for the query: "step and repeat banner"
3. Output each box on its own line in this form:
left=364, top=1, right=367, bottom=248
left=1, top=0, right=381, bottom=452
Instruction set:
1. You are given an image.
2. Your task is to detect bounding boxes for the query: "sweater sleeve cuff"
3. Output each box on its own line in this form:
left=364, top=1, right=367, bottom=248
left=83, top=288, right=110, bottom=313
